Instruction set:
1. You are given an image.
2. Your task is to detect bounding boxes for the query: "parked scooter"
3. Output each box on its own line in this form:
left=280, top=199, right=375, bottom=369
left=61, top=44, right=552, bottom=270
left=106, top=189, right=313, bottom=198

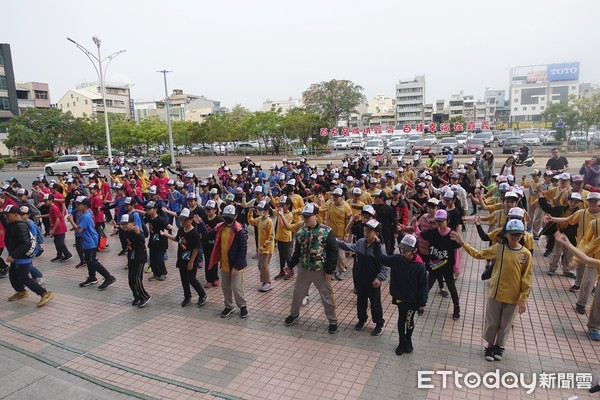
left=16, top=159, right=30, bottom=169
left=413, top=151, right=422, bottom=167
left=514, top=150, right=535, bottom=167
left=396, top=154, right=404, bottom=167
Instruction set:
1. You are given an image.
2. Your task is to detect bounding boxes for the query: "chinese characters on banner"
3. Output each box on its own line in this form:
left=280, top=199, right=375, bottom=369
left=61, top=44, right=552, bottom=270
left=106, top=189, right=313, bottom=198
left=321, top=120, right=493, bottom=136
left=352, top=127, right=361, bottom=134
left=440, top=123, right=450, bottom=132
left=416, top=123, right=424, bottom=133
left=467, top=121, right=476, bottom=131
left=428, top=123, right=437, bottom=133
left=341, top=127, right=349, bottom=136
left=386, top=125, right=394, bottom=133
left=481, top=120, right=490, bottom=130
left=454, top=122, right=463, bottom=132
left=402, top=124, right=411, bottom=133
left=319, top=128, right=328, bottom=137
left=331, top=128, right=338, bottom=136
left=374, top=125, right=383, bottom=134
left=364, top=126, right=371, bottom=134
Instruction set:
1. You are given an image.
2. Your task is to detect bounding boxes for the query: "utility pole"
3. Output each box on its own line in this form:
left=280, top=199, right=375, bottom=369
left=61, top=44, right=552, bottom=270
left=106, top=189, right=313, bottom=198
left=158, top=70, right=176, bottom=167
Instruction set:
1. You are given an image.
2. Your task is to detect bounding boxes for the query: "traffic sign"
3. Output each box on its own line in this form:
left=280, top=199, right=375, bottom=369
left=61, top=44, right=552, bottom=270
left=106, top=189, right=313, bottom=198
left=555, top=120, right=565, bottom=128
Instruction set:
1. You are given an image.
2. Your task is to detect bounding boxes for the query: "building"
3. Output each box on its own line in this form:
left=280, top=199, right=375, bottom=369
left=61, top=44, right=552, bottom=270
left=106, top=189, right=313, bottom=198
left=0, top=43, right=18, bottom=128
left=16, top=81, right=51, bottom=113
left=509, top=62, right=580, bottom=123
left=484, top=89, right=505, bottom=125
left=185, top=96, right=225, bottom=123
left=395, top=75, right=425, bottom=127
left=423, top=104, right=433, bottom=124
left=133, top=100, right=163, bottom=122
left=56, top=82, right=132, bottom=118
left=262, top=97, right=302, bottom=114
left=579, top=82, right=600, bottom=99
left=135, top=94, right=224, bottom=123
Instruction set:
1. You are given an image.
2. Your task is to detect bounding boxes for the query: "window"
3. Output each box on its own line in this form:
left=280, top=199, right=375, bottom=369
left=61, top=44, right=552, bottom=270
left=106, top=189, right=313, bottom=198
left=523, top=107, right=527, bottom=111
left=105, top=99, right=113, bottom=107
left=0, top=54, right=4, bottom=65
left=532, top=106, right=536, bottom=110
left=571, top=86, right=576, bottom=90
left=0, top=97, right=10, bottom=111
left=540, top=97, right=545, bottom=101
left=85, top=100, right=88, bottom=105
left=34, top=90, right=48, bottom=100
left=70, top=93, right=73, bottom=99
left=514, top=89, right=518, bottom=94
left=513, top=107, right=518, bottom=111
left=513, top=99, right=518, bottom=103
left=0, top=76, right=7, bottom=90
left=541, top=106, right=545, bottom=110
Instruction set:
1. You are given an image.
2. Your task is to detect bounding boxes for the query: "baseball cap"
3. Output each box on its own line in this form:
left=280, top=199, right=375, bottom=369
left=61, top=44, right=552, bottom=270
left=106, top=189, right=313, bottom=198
left=505, top=219, right=525, bottom=234
left=559, top=173, right=571, bottom=181
left=209, top=188, right=219, bottom=195
left=426, top=198, right=440, bottom=206
left=586, top=192, right=600, bottom=201
left=120, top=214, right=132, bottom=224
left=221, top=205, right=235, bottom=218
left=568, top=192, right=583, bottom=201
left=88, top=183, right=98, bottom=190
left=301, top=203, right=319, bottom=217
left=310, top=174, right=317, bottom=180
left=286, top=179, right=296, bottom=186
left=352, top=187, right=362, bottom=196
left=346, top=176, right=354, bottom=182
left=149, top=186, right=157, bottom=194
left=225, top=193, right=235, bottom=202
left=507, top=207, right=525, bottom=219
left=374, top=189, right=385, bottom=198
left=572, top=175, right=584, bottom=183
left=205, top=200, right=217, bottom=209
left=497, top=175, right=508, bottom=183
left=530, top=169, right=541, bottom=176
left=167, top=179, right=175, bottom=185
left=123, top=197, right=133, bottom=205
left=504, top=191, right=519, bottom=199
left=498, top=182, right=511, bottom=193
left=16, top=188, right=26, bottom=196
left=398, top=234, right=418, bottom=251
left=506, top=175, right=515, bottom=182
left=443, top=190, right=455, bottom=200
left=434, top=209, right=448, bottom=221
left=362, top=205, right=376, bottom=216
left=43, top=193, right=54, bottom=201
left=253, top=186, right=263, bottom=193
left=178, top=208, right=192, bottom=220
left=255, top=200, right=267, bottom=210
left=364, top=219, right=381, bottom=232
left=145, top=201, right=157, bottom=209
left=187, top=192, right=197, bottom=199
left=332, top=188, right=343, bottom=196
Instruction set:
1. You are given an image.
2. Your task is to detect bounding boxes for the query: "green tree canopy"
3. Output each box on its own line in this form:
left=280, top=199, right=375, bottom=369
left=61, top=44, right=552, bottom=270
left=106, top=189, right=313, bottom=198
left=302, top=79, right=366, bottom=127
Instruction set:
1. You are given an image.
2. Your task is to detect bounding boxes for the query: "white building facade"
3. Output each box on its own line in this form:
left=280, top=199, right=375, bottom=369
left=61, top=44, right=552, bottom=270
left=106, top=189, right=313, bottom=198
left=395, top=75, right=425, bottom=127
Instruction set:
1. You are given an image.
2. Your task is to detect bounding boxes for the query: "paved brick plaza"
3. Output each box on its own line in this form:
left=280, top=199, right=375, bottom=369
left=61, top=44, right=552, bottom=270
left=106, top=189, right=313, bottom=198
left=0, top=224, right=598, bottom=400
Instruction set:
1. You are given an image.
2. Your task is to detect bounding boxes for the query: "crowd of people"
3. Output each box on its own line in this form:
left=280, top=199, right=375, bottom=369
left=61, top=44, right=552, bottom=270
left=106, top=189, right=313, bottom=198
left=0, top=147, right=599, bottom=366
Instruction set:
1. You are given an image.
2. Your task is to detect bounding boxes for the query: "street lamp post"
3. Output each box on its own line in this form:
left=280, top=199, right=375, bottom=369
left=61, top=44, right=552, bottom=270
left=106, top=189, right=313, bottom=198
left=158, top=70, right=176, bottom=167
left=67, top=37, right=125, bottom=173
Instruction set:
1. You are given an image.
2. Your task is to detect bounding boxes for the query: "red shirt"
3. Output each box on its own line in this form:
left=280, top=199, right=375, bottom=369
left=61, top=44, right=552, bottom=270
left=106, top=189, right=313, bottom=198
left=52, top=191, right=66, bottom=214
left=50, top=204, right=67, bottom=234
left=90, top=194, right=105, bottom=224
left=151, top=177, right=170, bottom=200
left=101, top=182, right=112, bottom=202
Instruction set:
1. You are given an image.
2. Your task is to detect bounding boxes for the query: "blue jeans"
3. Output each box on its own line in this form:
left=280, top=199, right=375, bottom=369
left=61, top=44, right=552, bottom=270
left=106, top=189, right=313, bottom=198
left=29, top=265, right=43, bottom=279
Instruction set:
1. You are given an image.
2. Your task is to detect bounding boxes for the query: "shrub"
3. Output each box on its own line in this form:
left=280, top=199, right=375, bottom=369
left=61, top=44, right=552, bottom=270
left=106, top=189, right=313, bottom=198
left=0, top=159, right=5, bottom=170
left=160, top=153, right=172, bottom=166
left=39, top=150, right=54, bottom=158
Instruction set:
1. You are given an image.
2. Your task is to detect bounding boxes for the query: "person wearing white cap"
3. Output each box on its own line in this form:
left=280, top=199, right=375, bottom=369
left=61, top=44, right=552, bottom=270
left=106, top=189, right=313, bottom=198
left=349, top=187, right=366, bottom=220
left=372, top=189, right=397, bottom=255
left=119, top=211, right=152, bottom=307
left=336, top=219, right=387, bottom=336
left=284, top=202, right=338, bottom=334
left=520, top=169, right=543, bottom=239
left=465, top=161, right=481, bottom=215
left=325, top=188, right=353, bottom=280
left=283, top=179, right=305, bottom=224
left=545, top=191, right=600, bottom=293
left=247, top=201, right=275, bottom=292
left=273, top=196, right=302, bottom=281
left=151, top=168, right=170, bottom=201
left=451, top=219, right=532, bottom=362
left=472, top=191, right=522, bottom=230
left=373, top=233, right=428, bottom=355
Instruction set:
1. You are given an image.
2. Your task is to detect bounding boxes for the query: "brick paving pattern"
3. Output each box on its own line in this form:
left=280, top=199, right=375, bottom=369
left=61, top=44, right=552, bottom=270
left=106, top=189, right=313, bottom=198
left=0, top=224, right=598, bottom=399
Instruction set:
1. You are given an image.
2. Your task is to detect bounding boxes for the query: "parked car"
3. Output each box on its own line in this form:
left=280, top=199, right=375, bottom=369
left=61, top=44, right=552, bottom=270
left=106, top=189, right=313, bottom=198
left=474, top=132, right=494, bottom=146
left=503, top=137, right=525, bottom=154
left=407, top=134, right=421, bottom=146
left=439, top=137, right=459, bottom=154
left=44, top=154, right=99, bottom=175
left=349, top=137, right=364, bottom=150
left=539, top=130, right=556, bottom=144
left=236, top=142, right=259, bottom=152
left=522, top=133, right=541, bottom=146
left=389, top=139, right=410, bottom=155
left=463, top=139, right=485, bottom=155
left=496, top=131, right=516, bottom=146
left=333, top=137, right=352, bottom=150
left=192, top=144, right=217, bottom=155
left=423, top=135, right=438, bottom=146
left=365, top=139, right=385, bottom=155
left=412, top=140, right=432, bottom=155
left=455, top=134, right=468, bottom=147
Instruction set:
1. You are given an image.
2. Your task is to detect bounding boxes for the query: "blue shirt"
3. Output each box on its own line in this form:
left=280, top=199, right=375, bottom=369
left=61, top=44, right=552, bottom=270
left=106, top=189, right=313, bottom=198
left=78, top=211, right=98, bottom=250
left=131, top=211, right=144, bottom=230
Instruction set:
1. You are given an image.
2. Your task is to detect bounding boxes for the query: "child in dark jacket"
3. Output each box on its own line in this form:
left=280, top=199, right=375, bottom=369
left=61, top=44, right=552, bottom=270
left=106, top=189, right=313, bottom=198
left=337, top=219, right=388, bottom=336
left=373, top=234, right=428, bottom=356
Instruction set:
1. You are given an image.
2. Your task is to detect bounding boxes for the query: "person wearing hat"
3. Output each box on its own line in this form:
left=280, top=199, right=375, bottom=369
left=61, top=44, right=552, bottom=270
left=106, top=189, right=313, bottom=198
left=247, top=201, right=275, bottom=292
left=554, top=174, right=589, bottom=210
left=348, top=187, right=366, bottom=220
left=389, top=185, right=409, bottom=233
left=337, top=219, right=387, bottom=336
left=325, top=188, right=353, bottom=280
left=196, top=205, right=249, bottom=318
left=103, top=184, right=129, bottom=255
left=40, top=194, right=72, bottom=262
left=520, top=169, right=543, bottom=239
left=150, top=168, right=170, bottom=201
left=284, top=202, right=338, bottom=334
left=284, top=179, right=305, bottom=224
left=545, top=192, right=600, bottom=293
left=407, top=182, right=431, bottom=218
left=161, top=209, right=208, bottom=308
left=372, top=190, right=397, bottom=255
left=1, top=205, right=54, bottom=307
left=144, top=201, right=171, bottom=281
left=273, top=196, right=302, bottom=281
left=19, top=205, right=45, bottom=285
left=200, top=200, right=223, bottom=288
left=451, top=219, right=532, bottom=362
left=472, top=191, right=522, bottom=231
left=120, top=211, right=152, bottom=306
left=416, top=209, right=462, bottom=320
left=373, top=233, right=428, bottom=355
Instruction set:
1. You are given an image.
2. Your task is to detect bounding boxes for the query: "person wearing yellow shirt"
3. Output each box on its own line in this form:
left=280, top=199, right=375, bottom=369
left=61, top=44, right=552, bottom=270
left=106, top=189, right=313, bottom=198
left=285, top=180, right=305, bottom=224
left=274, top=196, right=303, bottom=280
left=451, top=219, right=532, bottom=362
left=348, top=188, right=366, bottom=219
left=357, top=182, right=373, bottom=205
left=555, top=174, right=589, bottom=209
left=469, top=191, right=520, bottom=229
left=325, top=188, right=353, bottom=280
left=247, top=201, right=275, bottom=292
left=521, top=169, right=543, bottom=238
left=569, top=218, right=600, bottom=315
left=546, top=191, right=600, bottom=293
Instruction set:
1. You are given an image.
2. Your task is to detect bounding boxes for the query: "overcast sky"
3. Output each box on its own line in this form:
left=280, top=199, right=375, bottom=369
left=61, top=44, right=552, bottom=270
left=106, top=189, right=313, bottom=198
left=5, top=0, right=600, bottom=111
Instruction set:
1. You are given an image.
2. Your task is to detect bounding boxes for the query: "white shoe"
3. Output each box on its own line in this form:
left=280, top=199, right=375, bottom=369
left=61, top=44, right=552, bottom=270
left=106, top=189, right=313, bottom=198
left=262, top=283, right=272, bottom=292
left=302, top=296, right=309, bottom=306
left=36, top=276, right=46, bottom=286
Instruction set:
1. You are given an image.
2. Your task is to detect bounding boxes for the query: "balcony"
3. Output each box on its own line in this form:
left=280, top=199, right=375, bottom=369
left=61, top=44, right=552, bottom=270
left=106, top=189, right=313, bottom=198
left=17, top=99, right=35, bottom=109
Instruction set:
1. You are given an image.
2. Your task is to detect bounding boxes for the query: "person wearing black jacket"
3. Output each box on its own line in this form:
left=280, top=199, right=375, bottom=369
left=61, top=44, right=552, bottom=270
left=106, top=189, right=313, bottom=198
left=372, top=190, right=397, bottom=255
left=337, top=219, right=388, bottom=336
left=1, top=205, right=54, bottom=307
left=121, top=213, right=151, bottom=307
left=145, top=201, right=171, bottom=281
left=373, top=234, right=428, bottom=356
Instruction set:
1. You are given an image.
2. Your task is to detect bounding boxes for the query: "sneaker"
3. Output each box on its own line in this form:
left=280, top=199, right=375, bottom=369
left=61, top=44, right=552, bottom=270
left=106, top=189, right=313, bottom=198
left=301, top=296, right=309, bottom=306
left=575, top=304, right=586, bottom=314
left=132, top=299, right=141, bottom=306
left=404, top=338, right=414, bottom=353
left=588, top=328, right=600, bottom=341
left=371, top=324, right=384, bottom=336
left=0, top=269, right=8, bottom=279
left=547, top=270, right=556, bottom=276
left=533, top=235, right=540, bottom=241
left=355, top=321, right=366, bottom=331
left=260, top=283, right=272, bottom=292
left=8, top=291, right=28, bottom=301
left=36, top=248, right=44, bottom=257
left=452, top=307, right=461, bottom=320
left=50, top=256, right=62, bottom=262
left=204, top=282, right=214, bottom=288
left=240, top=307, right=249, bottom=319
left=252, top=253, right=259, bottom=259
left=274, top=271, right=286, bottom=280
left=284, top=270, right=295, bottom=280
left=564, top=271, right=576, bottom=279
left=493, top=345, right=505, bottom=361
left=569, top=284, right=580, bottom=293
left=439, top=290, right=449, bottom=298
left=118, top=250, right=127, bottom=256
left=395, top=344, right=404, bottom=356
left=328, top=323, right=338, bottom=334
left=284, top=315, right=299, bottom=326
left=543, top=250, right=552, bottom=257
left=157, top=275, right=167, bottom=281
left=148, top=275, right=158, bottom=281
left=98, top=276, right=116, bottom=290
left=79, top=277, right=98, bottom=287
left=181, top=297, right=191, bottom=307
left=36, top=276, right=46, bottom=286
left=484, top=346, right=495, bottom=361
left=138, top=295, right=152, bottom=308
left=37, top=292, right=54, bottom=307
left=75, top=262, right=86, bottom=269
left=221, top=307, right=234, bottom=318
left=145, top=266, right=152, bottom=274
left=197, top=295, right=208, bottom=306
left=337, top=272, right=347, bottom=280
left=60, top=255, right=72, bottom=262
left=213, top=280, right=220, bottom=287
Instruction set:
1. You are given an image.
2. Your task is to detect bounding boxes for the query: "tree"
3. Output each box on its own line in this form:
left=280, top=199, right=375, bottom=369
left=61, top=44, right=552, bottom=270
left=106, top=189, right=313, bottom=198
left=573, top=93, right=600, bottom=133
left=542, top=99, right=579, bottom=140
left=280, top=108, right=323, bottom=145
left=245, top=110, right=283, bottom=154
left=302, top=79, right=366, bottom=127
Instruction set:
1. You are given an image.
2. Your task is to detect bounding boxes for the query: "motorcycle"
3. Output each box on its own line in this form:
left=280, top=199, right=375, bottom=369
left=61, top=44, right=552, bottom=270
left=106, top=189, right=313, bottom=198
left=413, top=151, right=422, bottom=167
left=396, top=154, right=404, bottom=167
left=16, top=159, right=30, bottom=169
left=514, top=150, right=535, bottom=167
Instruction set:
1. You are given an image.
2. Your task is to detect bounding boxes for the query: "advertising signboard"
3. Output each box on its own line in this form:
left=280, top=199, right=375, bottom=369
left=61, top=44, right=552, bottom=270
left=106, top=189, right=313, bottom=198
left=547, top=62, right=580, bottom=82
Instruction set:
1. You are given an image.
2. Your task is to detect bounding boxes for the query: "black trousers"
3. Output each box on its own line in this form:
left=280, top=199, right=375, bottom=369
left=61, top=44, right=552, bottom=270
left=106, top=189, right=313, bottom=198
left=277, top=240, right=292, bottom=273
left=39, top=205, right=51, bottom=234
left=9, top=262, right=46, bottom=296
left=84, top=248, right=111, bottom=280
left=103, top=202, right=113, bottom=223
left=397, top=303, right=417, bottom=346
left=355, top=282, right=384, bottom=325
left=119, top=229, right=128, bottom=251
left=384, top=238, right=394, bottom=255
left=128, top=260, right=150, bottom=301
left=75, top=236, right=84, bottom=263
left=546, top=233, right=555, bottom=253
left=178, top=264, right=206, bottom=299
left=428, top=266, right=459, bottom=309
left=149, top=247, right=167, bottom=277
left=54, top=234, right=71, bottom=258
left=202, top=241, right=219, bottom=283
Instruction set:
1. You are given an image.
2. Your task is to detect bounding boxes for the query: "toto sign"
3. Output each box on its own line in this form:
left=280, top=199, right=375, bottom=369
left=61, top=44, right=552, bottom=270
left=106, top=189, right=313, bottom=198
left=547, top=62, right=580, bottom=82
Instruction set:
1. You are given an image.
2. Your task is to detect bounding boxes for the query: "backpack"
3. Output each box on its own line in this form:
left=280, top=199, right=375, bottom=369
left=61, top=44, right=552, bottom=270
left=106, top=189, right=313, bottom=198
left=22, top=221, right=37, bottom=258
left=134, top=211, right=149, bottom=238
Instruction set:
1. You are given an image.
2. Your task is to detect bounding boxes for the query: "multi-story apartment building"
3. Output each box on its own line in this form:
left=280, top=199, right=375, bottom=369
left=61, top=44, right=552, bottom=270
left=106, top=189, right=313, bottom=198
left=395, top=75, right=425, bottom=127
left=56, top=82, right=132, bottom=118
